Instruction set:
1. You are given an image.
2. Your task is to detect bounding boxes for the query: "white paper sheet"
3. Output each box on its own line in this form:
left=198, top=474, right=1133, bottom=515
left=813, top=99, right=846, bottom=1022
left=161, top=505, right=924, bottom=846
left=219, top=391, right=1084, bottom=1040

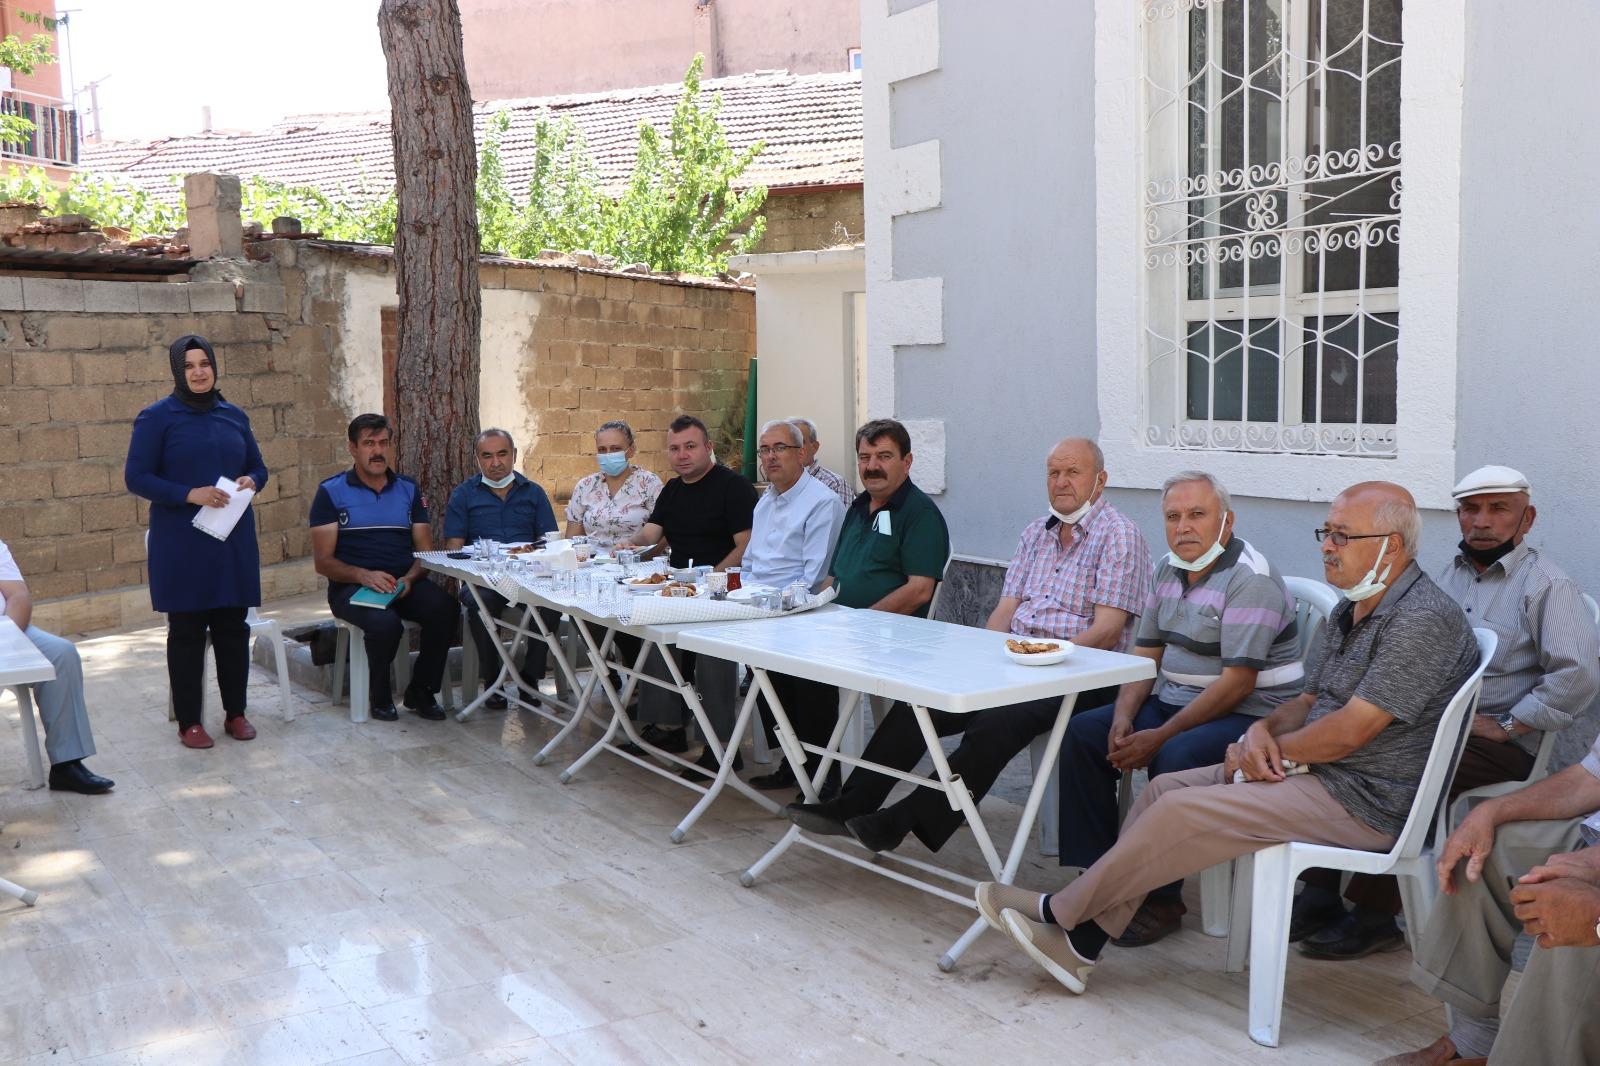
left=191, top=476, right=254, bottom=542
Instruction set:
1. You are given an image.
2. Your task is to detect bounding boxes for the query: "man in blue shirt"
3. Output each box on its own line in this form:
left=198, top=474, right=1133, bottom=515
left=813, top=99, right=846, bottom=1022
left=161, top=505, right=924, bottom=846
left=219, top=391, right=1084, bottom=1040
left=443, top=428, right=560, bottom=709
left=310, top=414, right=456, bottom=722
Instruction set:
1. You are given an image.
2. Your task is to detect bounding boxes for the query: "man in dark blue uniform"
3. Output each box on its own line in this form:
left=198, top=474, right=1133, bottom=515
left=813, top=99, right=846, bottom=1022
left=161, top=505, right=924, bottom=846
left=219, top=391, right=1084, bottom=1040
left=443, top=428, right=559, bottom=709
left=310, top=414, right=456, bottom=721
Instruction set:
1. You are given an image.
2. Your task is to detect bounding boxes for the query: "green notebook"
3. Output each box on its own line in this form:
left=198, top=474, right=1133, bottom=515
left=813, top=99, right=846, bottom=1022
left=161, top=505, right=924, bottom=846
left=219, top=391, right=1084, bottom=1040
left=349, top=586, right=400, bottom=609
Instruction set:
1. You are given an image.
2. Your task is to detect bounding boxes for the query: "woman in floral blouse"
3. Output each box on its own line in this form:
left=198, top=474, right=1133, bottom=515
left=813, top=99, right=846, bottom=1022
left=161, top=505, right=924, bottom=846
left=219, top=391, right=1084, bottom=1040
left=564, top=420, right=663, bottom=550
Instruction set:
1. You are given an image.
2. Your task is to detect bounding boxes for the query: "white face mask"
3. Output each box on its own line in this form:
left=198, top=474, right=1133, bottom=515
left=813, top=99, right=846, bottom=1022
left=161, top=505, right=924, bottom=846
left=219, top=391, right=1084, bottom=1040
left=1168, top=516, right=1230, bottom=573
left=1342, top=537, right=1394, bottom=602
left=481, top=472, right=516, bottom=490
left=1049, top=477, right=1103, bottom=526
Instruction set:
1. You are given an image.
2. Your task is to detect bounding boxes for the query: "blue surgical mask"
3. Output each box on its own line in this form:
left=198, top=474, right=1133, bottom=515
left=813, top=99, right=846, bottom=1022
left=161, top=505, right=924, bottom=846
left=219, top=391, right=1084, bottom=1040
left=481, top=472, right=516, bottom=490
left=597, top=452, right=629, bottom=477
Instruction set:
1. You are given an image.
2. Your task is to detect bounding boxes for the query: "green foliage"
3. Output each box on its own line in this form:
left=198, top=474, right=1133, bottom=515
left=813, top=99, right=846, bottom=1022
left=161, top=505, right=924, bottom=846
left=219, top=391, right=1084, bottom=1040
left=598, top=55, right=767, bottom=272
left=0, top=31, right=58, bottom=148
left=0, top=55, right=760, bottom=272
left=474, top=54, right=766, bottom=273
left=239, top=174, right=397, bottom=244
left=0, top=166, right=397, bottom=243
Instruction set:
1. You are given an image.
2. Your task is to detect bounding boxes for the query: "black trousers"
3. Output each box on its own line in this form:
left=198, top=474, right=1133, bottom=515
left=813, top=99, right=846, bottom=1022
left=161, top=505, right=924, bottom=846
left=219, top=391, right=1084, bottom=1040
left=826, top=685, right=1119, bottom=853
left=459, top=586, right=555, bottom=686
left=758, top=672, right=847, bottom=776
left=167, top=607, right=250, bottom=732
left=330, top=577, right=455, bottom=707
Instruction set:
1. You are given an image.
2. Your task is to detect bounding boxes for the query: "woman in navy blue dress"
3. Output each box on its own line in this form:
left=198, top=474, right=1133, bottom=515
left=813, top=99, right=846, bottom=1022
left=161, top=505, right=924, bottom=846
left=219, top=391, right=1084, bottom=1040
left=126, top=335, right=268, bottom=749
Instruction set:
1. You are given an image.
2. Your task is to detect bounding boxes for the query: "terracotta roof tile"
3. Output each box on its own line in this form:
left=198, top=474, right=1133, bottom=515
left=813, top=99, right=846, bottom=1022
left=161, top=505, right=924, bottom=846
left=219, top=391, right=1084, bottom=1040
left=81, top=70, right=862, bottom=202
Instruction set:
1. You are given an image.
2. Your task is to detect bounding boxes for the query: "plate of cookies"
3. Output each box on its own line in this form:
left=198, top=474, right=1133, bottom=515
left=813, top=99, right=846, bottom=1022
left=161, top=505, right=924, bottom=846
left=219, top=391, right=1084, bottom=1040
left=1003, top=637, right=1073, bottom=666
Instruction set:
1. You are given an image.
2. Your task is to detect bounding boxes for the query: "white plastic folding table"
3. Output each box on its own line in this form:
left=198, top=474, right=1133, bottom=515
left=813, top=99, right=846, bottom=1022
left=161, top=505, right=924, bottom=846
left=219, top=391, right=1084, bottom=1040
left=674, top=608, right=1155, bottom=969
left=1, top=617, right=56, bottom=906
left=417, top=554, right=790, bottom=840
left=417, top=553, right=612, bottom=765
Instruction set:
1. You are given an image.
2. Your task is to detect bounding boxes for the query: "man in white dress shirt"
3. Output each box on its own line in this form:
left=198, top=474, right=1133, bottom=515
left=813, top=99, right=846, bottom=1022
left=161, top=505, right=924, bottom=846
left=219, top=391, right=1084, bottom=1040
left=686, top=420, right=844, bottom=781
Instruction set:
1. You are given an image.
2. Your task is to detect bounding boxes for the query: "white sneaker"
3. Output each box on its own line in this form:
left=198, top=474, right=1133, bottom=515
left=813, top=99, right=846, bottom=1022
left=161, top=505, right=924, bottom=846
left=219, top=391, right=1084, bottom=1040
left=1002, top=909, right=1094, bottom=995
left=974, top=881, right=1047, bottom=934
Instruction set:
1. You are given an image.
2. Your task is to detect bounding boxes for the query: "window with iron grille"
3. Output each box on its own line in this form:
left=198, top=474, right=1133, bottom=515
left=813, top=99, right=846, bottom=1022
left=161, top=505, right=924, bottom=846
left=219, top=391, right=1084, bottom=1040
left=1141, top=0, right=1401, bottom=456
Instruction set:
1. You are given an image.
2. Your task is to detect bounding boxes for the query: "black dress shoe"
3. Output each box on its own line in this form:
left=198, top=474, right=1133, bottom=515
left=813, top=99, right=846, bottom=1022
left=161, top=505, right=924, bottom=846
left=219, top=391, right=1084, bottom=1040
left=1288, top=895, right=1348, bottom=942
left=370, top=703, right=400, bottom=722
left=783, top=800, right=854, bottom=837
left=620, top=724, right=689, bottom=757
left=484, top=692, right=509, bottom=710
left=48, top=760, right=114, bottom=795
left=749, top=765, right=798, bottom=791
left=1297, top=910, right=1404, bottom=960
left=845, top=808, right=912, bottom=853
left=403, top=688, right=446, bottom=721
left=677, top=748, right=743, bottom=780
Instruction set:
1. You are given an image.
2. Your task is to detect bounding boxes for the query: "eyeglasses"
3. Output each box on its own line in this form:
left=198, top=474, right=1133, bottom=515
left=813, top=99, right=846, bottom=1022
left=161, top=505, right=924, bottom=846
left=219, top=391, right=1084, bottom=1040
left=1314, top=528, right=1395, bottom=547
left=756, top=444, right=797, bottom=457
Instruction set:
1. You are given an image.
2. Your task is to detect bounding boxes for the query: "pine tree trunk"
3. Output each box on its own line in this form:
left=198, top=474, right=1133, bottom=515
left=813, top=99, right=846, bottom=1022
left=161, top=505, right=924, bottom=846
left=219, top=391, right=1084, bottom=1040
left=378, top=0, right=480, bottom=532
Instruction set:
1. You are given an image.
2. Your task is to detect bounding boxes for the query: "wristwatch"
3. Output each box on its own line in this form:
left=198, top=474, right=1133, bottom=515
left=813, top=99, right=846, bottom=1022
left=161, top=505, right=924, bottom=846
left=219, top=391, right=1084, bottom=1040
left=1495, top=713, right=1520, bottom=739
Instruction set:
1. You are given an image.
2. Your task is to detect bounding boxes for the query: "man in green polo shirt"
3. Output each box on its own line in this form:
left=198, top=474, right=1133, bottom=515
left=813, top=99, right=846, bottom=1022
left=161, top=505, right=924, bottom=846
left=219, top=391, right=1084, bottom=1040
left=827, top=418, right=950, bottom=614
left=752, top=418, right=951, bottom=793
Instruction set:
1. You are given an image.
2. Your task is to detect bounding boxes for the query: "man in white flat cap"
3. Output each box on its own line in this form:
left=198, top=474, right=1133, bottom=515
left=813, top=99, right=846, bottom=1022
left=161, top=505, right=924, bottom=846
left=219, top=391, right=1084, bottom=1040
left=1297, top=464, right=1600, bottom=966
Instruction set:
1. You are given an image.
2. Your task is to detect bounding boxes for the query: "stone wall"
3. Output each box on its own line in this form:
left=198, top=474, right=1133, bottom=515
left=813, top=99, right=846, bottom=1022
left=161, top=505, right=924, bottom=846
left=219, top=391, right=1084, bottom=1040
left=0, top=242, right=755, bottom=634
left=509, top=264, right=755, bottom=502
left=0, top=268, right=344, bottom=635
left=749, top=187, right=864, bottom=254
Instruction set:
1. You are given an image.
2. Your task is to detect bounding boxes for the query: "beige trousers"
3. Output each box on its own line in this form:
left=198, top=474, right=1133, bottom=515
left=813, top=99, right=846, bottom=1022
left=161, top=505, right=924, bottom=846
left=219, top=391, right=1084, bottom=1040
left=1047, top=763, right=1393, bottom=936
left=1409, top=811, right=1599, bottom=1065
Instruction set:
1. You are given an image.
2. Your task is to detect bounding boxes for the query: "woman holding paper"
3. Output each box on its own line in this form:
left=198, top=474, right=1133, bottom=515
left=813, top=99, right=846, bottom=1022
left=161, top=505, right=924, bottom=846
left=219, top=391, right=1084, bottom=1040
left=125, top=334, right=268, bottom=749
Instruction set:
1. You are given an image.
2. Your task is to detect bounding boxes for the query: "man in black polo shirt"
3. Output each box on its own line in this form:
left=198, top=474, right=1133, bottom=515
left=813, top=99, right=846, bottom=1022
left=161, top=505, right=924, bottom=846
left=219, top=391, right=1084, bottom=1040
left=310, top=414, right=457, bottom=722
left=626, top=414, right=759, bottom=766
left=753, top=417, right=951, bottom=793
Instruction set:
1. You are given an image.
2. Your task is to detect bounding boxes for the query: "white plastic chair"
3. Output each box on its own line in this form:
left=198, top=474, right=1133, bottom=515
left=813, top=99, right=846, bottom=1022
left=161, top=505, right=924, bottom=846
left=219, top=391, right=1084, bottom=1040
left=331, top=619, right=454, bottom=723
left=1226, top=627, right=1496, bottom=1048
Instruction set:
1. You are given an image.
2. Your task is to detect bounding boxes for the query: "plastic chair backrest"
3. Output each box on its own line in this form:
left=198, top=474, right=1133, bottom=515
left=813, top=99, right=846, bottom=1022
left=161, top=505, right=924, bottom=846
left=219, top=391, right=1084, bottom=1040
left=1385, top=628, right=1496, bottom=862
left=1584, top=592, right=1600, bottom=628
left=924, top=554, right=957, bottom=623
left=1282, top=576, right=1339, bottom=662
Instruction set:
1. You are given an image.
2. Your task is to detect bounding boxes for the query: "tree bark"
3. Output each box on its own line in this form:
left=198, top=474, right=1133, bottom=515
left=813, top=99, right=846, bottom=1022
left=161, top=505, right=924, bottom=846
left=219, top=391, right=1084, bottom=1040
left=378, top=0, right=480, bottom=532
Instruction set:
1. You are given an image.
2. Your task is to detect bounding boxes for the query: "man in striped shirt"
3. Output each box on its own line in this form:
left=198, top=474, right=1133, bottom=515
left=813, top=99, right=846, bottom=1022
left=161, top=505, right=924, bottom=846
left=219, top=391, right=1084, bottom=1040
left=786, top=417, right=855, bottom=510
left=784, top=437, right=1152, bottom=854
left=1056, top=470, right=1305, bottom=946
left=1298, top=464, right=1600, bottom=961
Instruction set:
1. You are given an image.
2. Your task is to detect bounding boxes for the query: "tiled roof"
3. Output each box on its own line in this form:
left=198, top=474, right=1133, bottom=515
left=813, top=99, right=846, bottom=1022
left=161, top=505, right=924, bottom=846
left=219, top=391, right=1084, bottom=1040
left=81, top=70, right=862, bottom=203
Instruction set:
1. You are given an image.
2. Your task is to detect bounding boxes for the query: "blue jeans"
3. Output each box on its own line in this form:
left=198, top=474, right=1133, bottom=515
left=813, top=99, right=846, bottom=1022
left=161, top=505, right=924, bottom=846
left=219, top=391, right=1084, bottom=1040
left=1059, top=694, right=1257, bottom=894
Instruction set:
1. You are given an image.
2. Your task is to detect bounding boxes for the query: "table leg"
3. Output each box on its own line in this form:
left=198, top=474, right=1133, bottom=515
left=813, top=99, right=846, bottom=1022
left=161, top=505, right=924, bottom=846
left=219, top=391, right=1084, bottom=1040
left=0, top=876, right=37, bottom=906
left=455, top=582, right=518, bottom=722
left=536, top=615, right=622, bottom=765
left=671, top=677, right=766, bottom=843
left=751, top=668, right=820, bottom=804
left=559, top=628, right=652, bottom=783
left=934, top=692, right=1077, bottom=972
left=15, top=686, right=46, bottom=790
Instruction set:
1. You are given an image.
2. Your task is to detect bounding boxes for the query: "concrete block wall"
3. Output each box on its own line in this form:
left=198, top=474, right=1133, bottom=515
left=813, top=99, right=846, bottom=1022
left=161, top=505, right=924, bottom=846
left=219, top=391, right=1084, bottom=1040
left=505, top=263, right=756, bottom=502
left=749, top=187, right=864, bottom=254
left=0, top=272, right=344, bottom=636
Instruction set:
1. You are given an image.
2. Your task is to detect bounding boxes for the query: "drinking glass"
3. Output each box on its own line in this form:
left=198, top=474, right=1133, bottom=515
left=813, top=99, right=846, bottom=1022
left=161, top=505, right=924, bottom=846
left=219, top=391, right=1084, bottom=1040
left=726, top=567, right=743, bottom=591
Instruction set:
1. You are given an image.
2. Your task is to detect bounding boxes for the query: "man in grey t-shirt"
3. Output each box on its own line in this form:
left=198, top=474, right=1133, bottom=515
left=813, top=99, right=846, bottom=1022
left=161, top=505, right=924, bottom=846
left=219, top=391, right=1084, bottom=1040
left=1058, top=471, right=1305, bottom=946
left=974, top=482, right=1482, bottom=999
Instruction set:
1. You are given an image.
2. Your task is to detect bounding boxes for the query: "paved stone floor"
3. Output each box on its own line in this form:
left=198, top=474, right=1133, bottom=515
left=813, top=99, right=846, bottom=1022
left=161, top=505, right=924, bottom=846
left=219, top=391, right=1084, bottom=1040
left=0, top=602, right=1453, bottom=1064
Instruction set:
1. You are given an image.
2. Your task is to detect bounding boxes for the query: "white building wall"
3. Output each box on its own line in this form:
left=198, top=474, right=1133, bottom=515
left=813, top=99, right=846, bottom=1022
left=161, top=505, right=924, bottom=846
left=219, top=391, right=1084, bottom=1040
left=871, top=0, right=1600, bottom=763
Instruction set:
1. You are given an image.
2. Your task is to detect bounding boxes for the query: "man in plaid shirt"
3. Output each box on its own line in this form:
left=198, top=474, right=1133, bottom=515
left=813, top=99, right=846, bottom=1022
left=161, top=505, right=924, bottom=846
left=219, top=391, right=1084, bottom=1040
left=785, top=437, right=1153, bottom=853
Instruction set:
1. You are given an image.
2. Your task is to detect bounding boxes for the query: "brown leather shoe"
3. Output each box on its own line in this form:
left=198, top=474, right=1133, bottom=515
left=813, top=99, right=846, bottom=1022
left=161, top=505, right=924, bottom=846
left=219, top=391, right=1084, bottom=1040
left=224, top=716, right=257, bottom=741
left=1373, top=1035, right=1483, bottom=1066
left=1110, top=897, right=1187, bottom=947
left=180, top=724, right=214, bottom=749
